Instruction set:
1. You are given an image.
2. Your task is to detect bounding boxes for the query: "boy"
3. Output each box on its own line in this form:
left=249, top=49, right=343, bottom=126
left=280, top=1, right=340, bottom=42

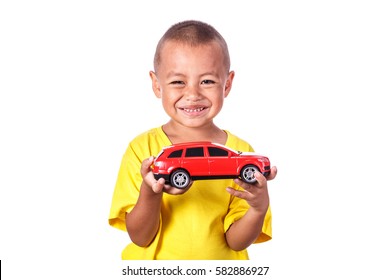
left=108, top=20, right=277, bottom=260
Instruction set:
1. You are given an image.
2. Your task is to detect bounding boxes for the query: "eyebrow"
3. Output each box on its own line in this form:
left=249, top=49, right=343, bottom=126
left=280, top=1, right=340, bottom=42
left=166, top=71, right=185, bottom=78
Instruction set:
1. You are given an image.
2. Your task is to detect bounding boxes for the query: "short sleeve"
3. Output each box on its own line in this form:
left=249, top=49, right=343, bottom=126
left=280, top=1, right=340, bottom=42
left=108, top=128, right=171, bottom=232
left=223, top=186, right=272, bottom=243
left=223, top=184, right=251, bottom=232
left=223, top=131, right=272, bottom=243
left=108, top=144, right=143, bottom=231
left=255, top=206, right=272, bottom=243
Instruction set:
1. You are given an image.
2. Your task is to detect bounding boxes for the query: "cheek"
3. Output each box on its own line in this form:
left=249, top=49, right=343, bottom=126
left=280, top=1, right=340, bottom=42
left=160, top=89, right=182, bottom=104
left=160, top=94, right=177, bottom=110
left=213, top=94, right=226, bottom=107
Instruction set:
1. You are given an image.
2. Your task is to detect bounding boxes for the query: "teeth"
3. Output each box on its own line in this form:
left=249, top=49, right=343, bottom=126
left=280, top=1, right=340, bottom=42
left=183, top=107, right=205, bottom=112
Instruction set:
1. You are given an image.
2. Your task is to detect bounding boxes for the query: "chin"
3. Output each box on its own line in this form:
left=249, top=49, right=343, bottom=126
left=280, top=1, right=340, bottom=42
left=182, top=120, right=213, bottom=129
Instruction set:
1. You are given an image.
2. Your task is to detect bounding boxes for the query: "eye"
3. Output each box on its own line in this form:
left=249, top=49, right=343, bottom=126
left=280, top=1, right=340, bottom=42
left=170, top=80, right=185, bottom=85
left=201, top=80, right=215, bottom=85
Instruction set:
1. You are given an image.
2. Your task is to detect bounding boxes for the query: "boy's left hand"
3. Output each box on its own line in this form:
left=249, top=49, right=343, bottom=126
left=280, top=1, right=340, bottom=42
left=226, top=166, right=277, bottom=213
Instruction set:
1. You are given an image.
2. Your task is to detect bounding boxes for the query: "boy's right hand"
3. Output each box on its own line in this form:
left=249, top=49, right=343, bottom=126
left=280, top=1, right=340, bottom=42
left=141, top=157, right=192, bottom=195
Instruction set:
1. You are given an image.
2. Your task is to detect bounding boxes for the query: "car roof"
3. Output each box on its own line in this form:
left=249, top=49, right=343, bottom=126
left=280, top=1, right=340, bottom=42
left=166, top=141, right=211, bottom=147
left=162, top=141, right=240, bottom=153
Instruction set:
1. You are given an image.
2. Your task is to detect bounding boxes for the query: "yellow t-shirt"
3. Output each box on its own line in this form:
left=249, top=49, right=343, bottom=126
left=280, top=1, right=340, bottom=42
left=108, top=127, right=272, bottom=260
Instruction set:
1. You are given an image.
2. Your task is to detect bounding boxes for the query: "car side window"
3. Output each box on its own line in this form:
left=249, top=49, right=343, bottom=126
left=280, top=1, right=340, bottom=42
left=208, top=147, right=229, bottom=157
left=185, top=147, right=204, bottom=157
left=167, top=149, right=183, bottom=158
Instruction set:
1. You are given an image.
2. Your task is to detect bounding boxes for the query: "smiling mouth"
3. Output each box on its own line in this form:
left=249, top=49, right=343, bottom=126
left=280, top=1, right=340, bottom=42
left=180, top=107, right=206, bottom=113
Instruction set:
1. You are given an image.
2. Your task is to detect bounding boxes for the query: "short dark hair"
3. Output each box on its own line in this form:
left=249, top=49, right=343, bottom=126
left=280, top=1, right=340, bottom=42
left=153, top=20, right=230, bottom=74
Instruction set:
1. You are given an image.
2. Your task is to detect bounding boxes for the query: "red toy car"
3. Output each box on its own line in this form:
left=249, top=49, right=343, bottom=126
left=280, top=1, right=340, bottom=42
left=153, top=141, right=270, bottom=189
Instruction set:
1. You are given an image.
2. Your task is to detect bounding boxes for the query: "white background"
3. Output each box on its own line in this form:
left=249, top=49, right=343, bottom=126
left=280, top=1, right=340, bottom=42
left=1, top=1, right=389, bottom=279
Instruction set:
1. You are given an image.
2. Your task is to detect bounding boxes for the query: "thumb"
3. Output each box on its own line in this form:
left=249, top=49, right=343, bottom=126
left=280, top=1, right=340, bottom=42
left=141, top=156, right=154, bottom=176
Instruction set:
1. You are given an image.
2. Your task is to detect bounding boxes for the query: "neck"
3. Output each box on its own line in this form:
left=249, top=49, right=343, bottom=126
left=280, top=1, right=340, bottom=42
left=162, top=121, right=227, bottom=145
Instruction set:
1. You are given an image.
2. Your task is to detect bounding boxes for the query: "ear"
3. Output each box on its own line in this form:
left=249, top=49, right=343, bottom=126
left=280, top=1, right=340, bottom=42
left=224, top=71, right=235, bottom=98
left=149, top=71, right=162, bottom=98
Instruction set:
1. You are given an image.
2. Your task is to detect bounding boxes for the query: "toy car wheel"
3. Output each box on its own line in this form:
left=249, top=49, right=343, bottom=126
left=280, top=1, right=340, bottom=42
left=170, top=169, right=190, bottom=189
left=240, top=165, right=259, bottom=184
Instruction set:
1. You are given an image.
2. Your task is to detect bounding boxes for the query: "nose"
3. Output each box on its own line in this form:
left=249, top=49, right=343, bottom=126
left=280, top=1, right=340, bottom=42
left=184, top=84, right=202, bottom=102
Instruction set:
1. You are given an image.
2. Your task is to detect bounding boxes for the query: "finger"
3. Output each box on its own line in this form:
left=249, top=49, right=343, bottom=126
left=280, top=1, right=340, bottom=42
left=254, top=171, right=267, bottom=186
left=233, top=178, right=255, bottom=193
left=151, top=177, right=165, bottom=193
left=266, top=166, right=278, bottom=181
left=163, top=181, right=193, bottom=195
left=140, top=156, right=154, bottom=177
left=226, top=186, right=251, bottom=200
left=233, top=173, right=267, bottom=195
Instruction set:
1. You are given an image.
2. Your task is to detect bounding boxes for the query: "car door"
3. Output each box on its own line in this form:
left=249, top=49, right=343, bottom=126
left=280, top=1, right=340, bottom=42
left=181, top=146, right=209, bottom=177
left=207, top=146, right=237, bottom=176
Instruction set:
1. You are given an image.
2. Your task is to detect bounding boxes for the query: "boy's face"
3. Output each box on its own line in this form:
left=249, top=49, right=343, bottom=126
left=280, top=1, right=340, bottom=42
left=150, top=40, right=234, bottom=130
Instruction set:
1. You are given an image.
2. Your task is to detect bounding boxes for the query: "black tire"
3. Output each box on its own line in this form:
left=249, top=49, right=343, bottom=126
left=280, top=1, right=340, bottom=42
left=170, top=169, right=190, bottom=189
left=240, top=165, right=259, bottom=184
